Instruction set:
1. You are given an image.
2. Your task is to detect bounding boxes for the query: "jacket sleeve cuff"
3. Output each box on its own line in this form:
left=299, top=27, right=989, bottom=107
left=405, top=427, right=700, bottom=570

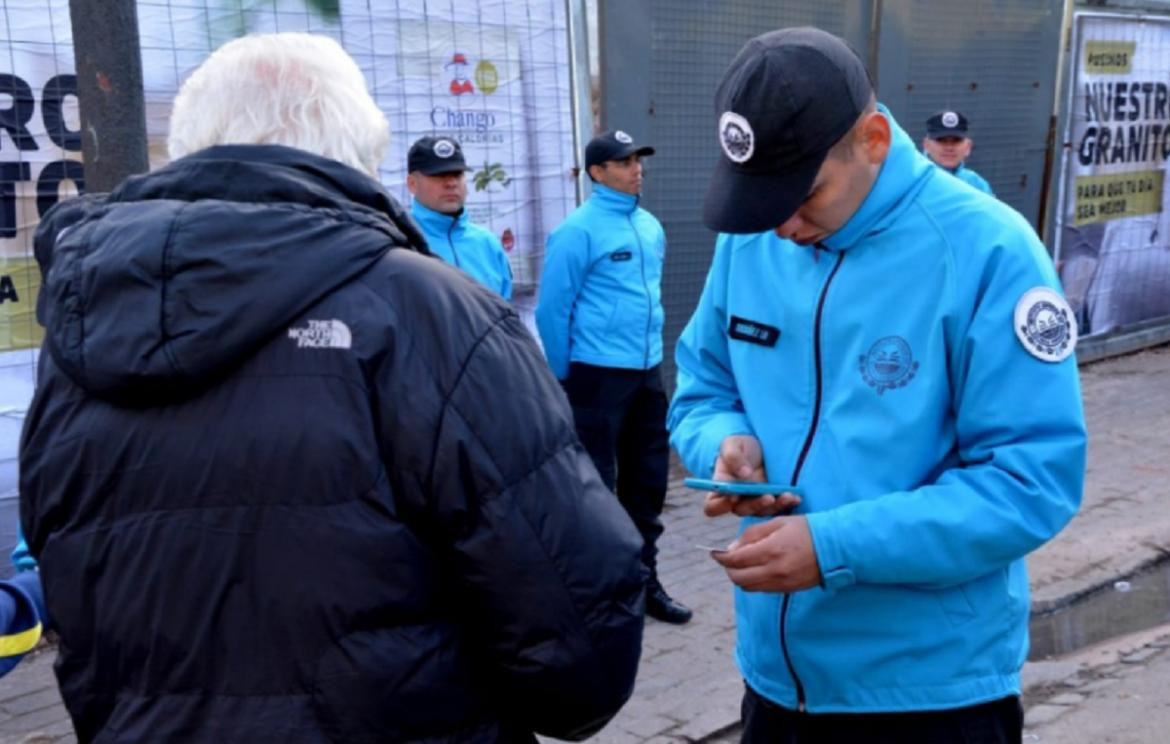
left=806, top=511, right=856, bottom=594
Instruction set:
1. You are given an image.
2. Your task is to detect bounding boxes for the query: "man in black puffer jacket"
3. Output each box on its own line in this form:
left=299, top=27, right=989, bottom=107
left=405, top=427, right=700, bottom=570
left=19, top=32, right=645, bottom=744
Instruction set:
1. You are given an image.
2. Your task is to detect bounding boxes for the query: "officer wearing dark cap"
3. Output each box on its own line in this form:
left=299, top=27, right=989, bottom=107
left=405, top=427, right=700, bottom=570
left=669, top=26, right=1085, bottom=742
left=407, top=135, right=512, bottom=298
left=536, top=130, right=692, bottom=625
left=923, top=109, right=995, bottom=196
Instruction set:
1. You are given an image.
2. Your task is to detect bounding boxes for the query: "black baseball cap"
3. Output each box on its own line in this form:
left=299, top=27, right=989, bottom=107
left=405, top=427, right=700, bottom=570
left=926, top=110, right=969, bottom=139
left=584, top=130, right=655, bottom=170
left=407, top=136, right=471, bottom=175
left=703, top=27, right=874, bottom=234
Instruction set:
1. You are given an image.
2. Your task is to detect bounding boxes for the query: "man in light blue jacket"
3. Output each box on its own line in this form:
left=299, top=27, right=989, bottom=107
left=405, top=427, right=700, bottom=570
left=922, top=109, right=995, bottom=196
left=670, top=27, right=1086, bottom=742
left=536, top=130, right=691, bottom=624
left=408, top=136, right=513, bottom=299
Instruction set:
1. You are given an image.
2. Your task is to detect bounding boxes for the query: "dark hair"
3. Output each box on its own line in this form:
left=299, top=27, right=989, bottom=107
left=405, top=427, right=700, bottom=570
left=826, top=96, right=877, bottom=161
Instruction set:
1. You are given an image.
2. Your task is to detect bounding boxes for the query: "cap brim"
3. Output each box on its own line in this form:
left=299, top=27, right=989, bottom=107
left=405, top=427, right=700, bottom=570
left=927, top=128, right=966, bottom=139
left=586, top=144, right=655, bottom=170
left=416, top=162, right=472, bottom=176
left=702, top=152, right=823, bottom=234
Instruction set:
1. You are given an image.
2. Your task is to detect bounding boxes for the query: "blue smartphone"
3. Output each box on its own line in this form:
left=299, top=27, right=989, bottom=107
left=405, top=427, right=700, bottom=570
left=683, top=477, right=804, bottom=498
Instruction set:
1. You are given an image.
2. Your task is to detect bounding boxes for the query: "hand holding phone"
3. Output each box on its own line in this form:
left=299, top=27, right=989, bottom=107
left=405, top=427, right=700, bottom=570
left=701, top=434, right=802, bottom=518
left=683, top=477, right=804, bottom=499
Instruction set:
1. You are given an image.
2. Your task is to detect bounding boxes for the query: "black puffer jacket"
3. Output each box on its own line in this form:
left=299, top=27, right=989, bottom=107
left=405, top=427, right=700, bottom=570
left=20, top=145, right=646, bottom=743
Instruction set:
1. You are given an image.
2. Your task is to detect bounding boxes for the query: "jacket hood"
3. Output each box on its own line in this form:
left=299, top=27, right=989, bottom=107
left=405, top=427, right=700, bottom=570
left=35, top=144, right=427, bottom=404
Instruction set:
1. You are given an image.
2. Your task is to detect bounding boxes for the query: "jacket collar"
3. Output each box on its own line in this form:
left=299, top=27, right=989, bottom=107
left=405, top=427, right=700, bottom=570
left=110, top=144, right=429, bottom=252
left=411, top=199, right=468, bottom=234
left=589, top=183, right=639, bottom=214
left=821, top=106, right=935, bottom=252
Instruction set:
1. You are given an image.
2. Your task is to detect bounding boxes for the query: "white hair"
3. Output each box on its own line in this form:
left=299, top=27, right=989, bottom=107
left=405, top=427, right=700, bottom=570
left=167, top=33, right=389, bottom=178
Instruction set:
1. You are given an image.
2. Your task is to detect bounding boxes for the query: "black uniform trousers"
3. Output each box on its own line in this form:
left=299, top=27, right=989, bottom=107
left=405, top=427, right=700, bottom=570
left=563, top=362, right=669, bottom=573
left=741, top=685, right=1023, bottom=744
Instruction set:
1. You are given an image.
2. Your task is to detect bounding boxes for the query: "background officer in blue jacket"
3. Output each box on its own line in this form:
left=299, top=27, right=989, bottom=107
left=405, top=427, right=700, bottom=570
left=922, top=109, right=995, bottom=196
left=536, top=131, right=691, bottom=624
left=407, top=135, right=513, bottom=298
left=670, top=27, right=1085, bottom=742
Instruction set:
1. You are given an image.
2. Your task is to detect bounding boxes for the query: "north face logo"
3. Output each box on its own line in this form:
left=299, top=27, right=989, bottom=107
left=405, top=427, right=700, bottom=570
left=288, top=319, right=352, bottom=349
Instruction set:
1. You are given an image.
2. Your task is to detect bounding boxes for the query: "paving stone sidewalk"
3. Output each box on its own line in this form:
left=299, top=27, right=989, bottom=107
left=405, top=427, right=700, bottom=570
left=3, top=345, right=1169, bottom=744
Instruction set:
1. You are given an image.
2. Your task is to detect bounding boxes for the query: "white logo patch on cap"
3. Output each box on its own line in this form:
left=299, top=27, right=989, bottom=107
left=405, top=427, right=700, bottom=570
left=614, top=130, right=633, bottom=144
left=433, top=138, right=457, bottom=158
left=719, top=111, right=754, bottom=164
left=1014, top=287, right=1077, bottom=362
left=941, top=111, right=959, bottom=128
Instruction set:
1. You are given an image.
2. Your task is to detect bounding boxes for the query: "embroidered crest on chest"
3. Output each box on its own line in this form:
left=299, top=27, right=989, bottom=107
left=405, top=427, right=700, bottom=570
left=858, top=336, right=919, bottom=394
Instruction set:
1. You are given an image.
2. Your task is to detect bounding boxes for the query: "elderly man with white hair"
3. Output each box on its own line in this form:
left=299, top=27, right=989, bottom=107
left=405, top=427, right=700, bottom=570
left=20, top=33, right=645, bottom=743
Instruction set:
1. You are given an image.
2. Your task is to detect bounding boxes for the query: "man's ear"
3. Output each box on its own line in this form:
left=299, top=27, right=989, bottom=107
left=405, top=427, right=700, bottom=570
left=587, top=163, right=605, bottom=182
left=860, top=111, right=892, bottom=165
left=406, top=172, right=418, bottom=195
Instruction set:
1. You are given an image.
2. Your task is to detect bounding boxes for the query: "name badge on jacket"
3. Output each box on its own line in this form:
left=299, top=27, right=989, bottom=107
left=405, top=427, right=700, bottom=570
left=728, top=316, right=780, bottom=347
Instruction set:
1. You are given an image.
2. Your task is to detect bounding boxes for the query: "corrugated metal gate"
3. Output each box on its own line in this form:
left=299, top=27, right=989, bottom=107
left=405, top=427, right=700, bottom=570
left=876, top=0, right=1065, bottom=221
left=597, top=0, right=1064, bottom=389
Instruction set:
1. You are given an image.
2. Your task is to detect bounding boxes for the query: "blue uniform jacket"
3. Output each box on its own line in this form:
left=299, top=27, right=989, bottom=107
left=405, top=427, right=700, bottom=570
left=668, top=109, right=1086, bottom=713
left=411, top=200, right=513, bottom=299
left=950, top=162, right=995, bottom=196
left=536, top=184, right=665, bottom=379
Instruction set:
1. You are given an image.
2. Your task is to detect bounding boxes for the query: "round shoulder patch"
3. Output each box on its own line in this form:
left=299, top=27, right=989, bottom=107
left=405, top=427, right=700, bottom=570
left=1014, top=287, right=1077, bottom=363
left=718, top=111, right=754, bottom=164
left=433, top=138, right=456, bottom=158
left=614, top=130, right=633, bottom=144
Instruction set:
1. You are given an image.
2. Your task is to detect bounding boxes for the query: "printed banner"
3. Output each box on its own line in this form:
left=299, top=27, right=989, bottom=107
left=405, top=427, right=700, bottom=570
left=0, top=0, right=83, bottom=355
left=1059, top=14, right=1170, bottom=335
left=0, top=0, right=578, bottom=358
left=0, top=1, right=578, bottom=499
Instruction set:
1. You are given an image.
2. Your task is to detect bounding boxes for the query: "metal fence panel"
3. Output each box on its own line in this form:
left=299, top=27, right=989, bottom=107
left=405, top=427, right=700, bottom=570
left=598, top=1, right=1066, bottom=393
left=598, top=0, right=864, bottom=391
left=876, top=0, right=1065, bottom=224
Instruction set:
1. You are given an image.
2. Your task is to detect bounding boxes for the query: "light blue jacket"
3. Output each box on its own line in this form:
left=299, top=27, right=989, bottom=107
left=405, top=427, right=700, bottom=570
left=411, top=200, right=513, bottom=299
left=668, top=109, right=1086, bottom=713
left=10, top=532, right=35, bottom=572
left=949, top=162, right=995, bottom=196
left=935, top=162, right=992, bottom=196
left=536, top=184, right=665, bottom=379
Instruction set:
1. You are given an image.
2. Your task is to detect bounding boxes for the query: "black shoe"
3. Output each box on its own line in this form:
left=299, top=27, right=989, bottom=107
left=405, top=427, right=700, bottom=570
left=646, top=582, right=692, bottom=624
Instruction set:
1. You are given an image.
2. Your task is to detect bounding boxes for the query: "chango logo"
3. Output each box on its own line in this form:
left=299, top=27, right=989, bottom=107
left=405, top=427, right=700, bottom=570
left=475, top=59, right=499, bottom=94
left=445, top=51, right=474, bottom=96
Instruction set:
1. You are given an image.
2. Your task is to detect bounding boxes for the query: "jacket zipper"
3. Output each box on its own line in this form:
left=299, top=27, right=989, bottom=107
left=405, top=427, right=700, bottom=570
left=630, top=208, right=652, bottom=369
left=780, top=247, right=845, bottom=713
left=447, top=219, right=460, bottom=267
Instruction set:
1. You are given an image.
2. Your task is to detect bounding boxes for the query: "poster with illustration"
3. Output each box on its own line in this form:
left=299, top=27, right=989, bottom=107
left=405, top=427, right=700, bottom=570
left=1057, top=13, right=1170, bottom=336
